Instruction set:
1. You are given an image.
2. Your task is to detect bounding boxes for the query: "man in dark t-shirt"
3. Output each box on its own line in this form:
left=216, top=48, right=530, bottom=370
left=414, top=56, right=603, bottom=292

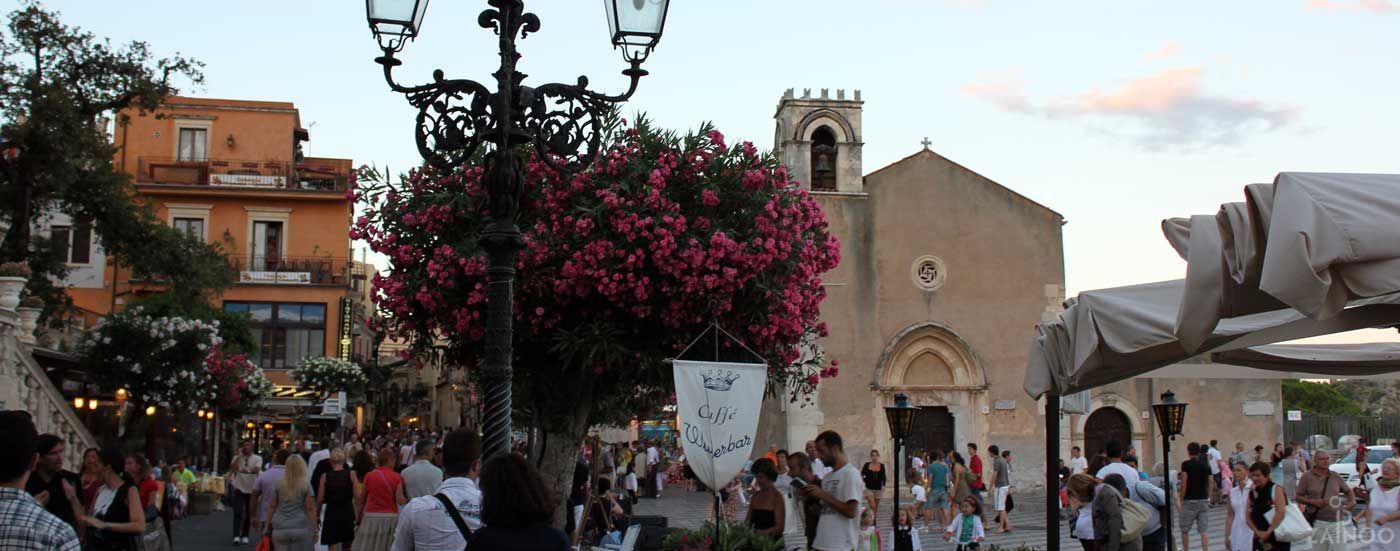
left=24, top=434, right=84, bottom=531
left=1177, top=442, right=1213, bottom=551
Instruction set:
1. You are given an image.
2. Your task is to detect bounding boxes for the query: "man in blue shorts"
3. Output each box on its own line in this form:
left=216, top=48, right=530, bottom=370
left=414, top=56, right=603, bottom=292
left=926, top=449, right=950, bottom=529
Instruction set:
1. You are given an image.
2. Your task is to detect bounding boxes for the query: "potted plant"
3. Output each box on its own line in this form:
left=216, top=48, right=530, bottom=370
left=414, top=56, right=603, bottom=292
left=15, top=296, right=42, bottom=343
left=0, top=261, right=31, bottom=311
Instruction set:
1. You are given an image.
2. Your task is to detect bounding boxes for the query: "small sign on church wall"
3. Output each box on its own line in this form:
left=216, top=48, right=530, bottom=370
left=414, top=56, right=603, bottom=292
left=1242, top=400, right=1275, bottom=416
left=994, top=400, right=1016, bottom=411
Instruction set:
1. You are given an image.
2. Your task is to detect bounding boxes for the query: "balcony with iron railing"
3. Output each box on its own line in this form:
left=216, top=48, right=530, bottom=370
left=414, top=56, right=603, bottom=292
left=134, top=156, right=350, bottom=192
left=227, top=255, right=354, bottom=287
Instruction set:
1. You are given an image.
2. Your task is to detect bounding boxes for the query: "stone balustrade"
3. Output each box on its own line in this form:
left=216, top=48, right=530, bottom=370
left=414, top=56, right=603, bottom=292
left=0, top=308, right=97, bottom=468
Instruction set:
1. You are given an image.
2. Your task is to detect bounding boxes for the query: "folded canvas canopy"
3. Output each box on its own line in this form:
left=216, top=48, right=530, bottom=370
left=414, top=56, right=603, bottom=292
left=1164, top=172, right=1400, bottom=351
left=1211, top=342, right=1400, bottom=374
left=1024, top=172, right=1400, bottom=546
left=1023, top=279, right=1400, bottom=399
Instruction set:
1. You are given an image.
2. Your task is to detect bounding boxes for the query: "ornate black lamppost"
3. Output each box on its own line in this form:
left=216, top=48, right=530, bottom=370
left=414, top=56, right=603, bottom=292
left=884, top=393, right=917, bottom=530
left=1153, top=389, right=1188, bottom=551
left=363, top=0, right=670, bottom=460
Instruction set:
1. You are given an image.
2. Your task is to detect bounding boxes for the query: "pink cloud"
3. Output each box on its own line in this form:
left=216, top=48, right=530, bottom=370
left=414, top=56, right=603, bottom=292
left=963, top=67, right=1297, bottom=150
left=1049, top=67, right=1200, bottom=114
left=960, top=73, right=1030, bottom=112
left=1145, top=41, right=1180, bottom=60
left=1307, top=0, right=1396, bottom=12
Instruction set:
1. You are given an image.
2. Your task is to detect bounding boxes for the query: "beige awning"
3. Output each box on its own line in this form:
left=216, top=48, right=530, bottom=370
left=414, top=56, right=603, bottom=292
left=1165, top=173, right=1400, bottom=352
left=1023, top=279, right=1400, bottom=399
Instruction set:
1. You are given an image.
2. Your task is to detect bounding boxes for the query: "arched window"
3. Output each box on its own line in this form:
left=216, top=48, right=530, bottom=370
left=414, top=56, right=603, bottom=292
left=810, top=125, right=837, bottom=191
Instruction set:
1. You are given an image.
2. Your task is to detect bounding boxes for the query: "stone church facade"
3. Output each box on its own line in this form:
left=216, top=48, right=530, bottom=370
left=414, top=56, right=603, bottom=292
left=756, top=88, right=1066, bottom=490
left=753, top=88, right=1284, bottom=491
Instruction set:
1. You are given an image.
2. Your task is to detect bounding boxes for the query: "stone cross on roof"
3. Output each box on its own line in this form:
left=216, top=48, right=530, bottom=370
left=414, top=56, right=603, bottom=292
left=921, top=137, right=932, bottom=149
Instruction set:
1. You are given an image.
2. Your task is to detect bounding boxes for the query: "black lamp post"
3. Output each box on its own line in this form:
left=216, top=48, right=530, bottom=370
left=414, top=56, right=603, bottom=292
left=884, top=393, right=917, bottom=529
left=364, top=0, right=670, bottom=460
left=1153, top=389, right=1188, bottom=551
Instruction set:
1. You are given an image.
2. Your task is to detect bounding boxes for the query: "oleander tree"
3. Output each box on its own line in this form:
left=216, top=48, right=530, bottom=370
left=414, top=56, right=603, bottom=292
left=79, top=307, right=272, bottom=414
left=353, top=117, right=841, bottom=514
left=291, top=356, right=369, bottom=398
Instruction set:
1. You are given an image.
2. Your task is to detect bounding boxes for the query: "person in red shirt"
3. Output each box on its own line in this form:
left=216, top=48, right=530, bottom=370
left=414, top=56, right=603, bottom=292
left=354, top=448, right=408, bottom=549
left=967, top=443, right=985, bottom=501
left=123, top=455, right=160, bottom=508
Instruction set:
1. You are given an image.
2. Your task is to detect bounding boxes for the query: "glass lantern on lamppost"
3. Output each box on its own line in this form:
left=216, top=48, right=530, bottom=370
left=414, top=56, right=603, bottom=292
left=884, top=393, right=917, bottom=530
left=1153, top=390, right=1188, bottom=551
left=363, top=0, right=670, bottom=461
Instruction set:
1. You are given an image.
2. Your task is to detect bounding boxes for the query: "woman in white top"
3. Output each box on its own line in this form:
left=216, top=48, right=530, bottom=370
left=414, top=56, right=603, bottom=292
left=1364, top=458, right=1400, bottom=551
left=1067, top=473, right=1098, bottom=551
left=1225, top=462, right=1254, bottom=551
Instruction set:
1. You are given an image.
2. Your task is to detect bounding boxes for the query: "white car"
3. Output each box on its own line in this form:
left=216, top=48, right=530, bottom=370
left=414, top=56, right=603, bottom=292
left=1330, top=448, right=1394, bottom=488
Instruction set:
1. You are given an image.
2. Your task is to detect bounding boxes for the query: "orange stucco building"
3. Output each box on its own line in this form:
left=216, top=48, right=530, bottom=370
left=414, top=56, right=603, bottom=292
left=58, top=97, right=361, bottom=425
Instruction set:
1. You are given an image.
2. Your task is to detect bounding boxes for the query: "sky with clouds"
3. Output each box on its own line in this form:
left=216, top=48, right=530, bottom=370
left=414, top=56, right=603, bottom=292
left=27, top=0, right=1399, bottom=340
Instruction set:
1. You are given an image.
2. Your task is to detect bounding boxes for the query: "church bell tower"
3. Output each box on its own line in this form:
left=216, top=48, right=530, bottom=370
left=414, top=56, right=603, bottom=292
left=774, top=88, right=864, bottom=193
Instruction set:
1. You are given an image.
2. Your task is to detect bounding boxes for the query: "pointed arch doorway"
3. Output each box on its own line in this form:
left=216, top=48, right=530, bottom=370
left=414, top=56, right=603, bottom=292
left=875, top=322, right=989, bottom=468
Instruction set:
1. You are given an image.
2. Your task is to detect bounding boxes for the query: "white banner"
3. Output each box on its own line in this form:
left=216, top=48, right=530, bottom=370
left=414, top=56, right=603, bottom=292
left=672, top=360, right=766, bottom=491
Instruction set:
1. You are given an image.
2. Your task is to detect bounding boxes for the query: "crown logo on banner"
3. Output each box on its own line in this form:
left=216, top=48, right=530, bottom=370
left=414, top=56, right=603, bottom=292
left=701, top=369, right=741, bottom=391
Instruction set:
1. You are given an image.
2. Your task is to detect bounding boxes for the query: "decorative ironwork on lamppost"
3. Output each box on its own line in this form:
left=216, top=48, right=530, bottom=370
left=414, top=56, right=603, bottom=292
left=885, top=393, right=917, bottom=531
left=1153, top=389, right=1188, bottom=551
left=363, top=0, right=670, bottom=460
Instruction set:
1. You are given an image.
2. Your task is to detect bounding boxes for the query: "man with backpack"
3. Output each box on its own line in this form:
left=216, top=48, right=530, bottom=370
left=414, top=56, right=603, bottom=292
left=391, top=429, right=482, bottom=550
left=1097, top=441, right=1167, bottom=551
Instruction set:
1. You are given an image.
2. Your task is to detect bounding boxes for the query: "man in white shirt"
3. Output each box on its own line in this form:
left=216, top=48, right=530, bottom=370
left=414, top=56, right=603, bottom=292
left=226, top=440, right=263, bottom=544
left=307, top=444, right=330, bottom=479
left=1207, top=440, right=1223, bottom=504
left=391, top=429, right=483, bottom=551
left=1069, top=446, right=1089, bottom=475
left=401, top=440, right=444, bottom=500
left=399, top=439, right=416, bottom=469
left=806, top=441, right=832, bottom=478
left=802, top=431, right=862, bottom=551
left=646, top=442, right=662, bottom=498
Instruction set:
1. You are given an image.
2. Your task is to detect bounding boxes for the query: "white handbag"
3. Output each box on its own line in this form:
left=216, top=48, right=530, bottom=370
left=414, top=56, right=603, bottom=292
left=1119, top=498, right=1150, bottom=541
left=1269, top=501, right=1315, bottom=543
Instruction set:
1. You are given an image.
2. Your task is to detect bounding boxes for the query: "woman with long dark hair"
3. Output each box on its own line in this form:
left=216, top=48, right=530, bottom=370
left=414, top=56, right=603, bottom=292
left=123, top=455, right=167, bottom=551
left=468, top=453, right=570, bottom=551
left=862, top=449, right=887, bottom=516
left=949, top=452, right=972, bottom=520
left=80, top=448, right=145, bottom=551
left=80, top=447, right=104, bottom=510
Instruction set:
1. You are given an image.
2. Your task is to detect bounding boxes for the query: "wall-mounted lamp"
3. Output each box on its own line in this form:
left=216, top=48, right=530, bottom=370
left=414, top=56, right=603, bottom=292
left=226, top=133, right=236, bottom=149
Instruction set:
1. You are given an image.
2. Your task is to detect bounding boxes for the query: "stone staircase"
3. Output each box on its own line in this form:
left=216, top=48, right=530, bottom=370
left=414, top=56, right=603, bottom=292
left=0, top=308, right=97, bottom=468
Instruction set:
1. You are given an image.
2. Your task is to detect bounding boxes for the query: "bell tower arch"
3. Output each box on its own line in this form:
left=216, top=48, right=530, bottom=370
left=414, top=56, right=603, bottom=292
left=774, top=88, right=864, bottom=193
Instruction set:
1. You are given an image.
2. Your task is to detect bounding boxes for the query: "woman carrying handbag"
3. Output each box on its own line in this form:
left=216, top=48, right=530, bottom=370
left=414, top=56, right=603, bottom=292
left=1247, top=462, right=1308, bottom=551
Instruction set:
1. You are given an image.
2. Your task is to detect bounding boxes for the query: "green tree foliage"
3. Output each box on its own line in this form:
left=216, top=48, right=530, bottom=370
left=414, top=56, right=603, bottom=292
left=1282, top=379, right=1363, bottom=415
left=0, top=1, right=230, bottom=317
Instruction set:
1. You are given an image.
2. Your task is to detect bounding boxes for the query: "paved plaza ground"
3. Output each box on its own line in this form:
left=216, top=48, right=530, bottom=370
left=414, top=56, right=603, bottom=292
left=169, top=485, right=1248, bottom=550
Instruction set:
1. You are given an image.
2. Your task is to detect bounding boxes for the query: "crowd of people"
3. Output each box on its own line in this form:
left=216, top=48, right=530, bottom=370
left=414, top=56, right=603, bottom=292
left=1053, top=437, right=1400, bottom=551
left=0, top=413, right=590, bottom=551
left=0, top=410, right=207, bottom=551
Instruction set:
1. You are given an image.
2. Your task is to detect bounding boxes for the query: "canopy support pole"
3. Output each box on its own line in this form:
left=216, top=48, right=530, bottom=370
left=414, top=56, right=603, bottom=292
left=1046, top=394, right=1061, bottom=548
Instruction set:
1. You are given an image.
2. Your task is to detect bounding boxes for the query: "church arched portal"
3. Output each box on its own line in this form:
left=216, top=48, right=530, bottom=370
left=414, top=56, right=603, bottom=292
left=1083, top=407, right=1133, bottom=461
left=875, top=322, right=989, bottom=469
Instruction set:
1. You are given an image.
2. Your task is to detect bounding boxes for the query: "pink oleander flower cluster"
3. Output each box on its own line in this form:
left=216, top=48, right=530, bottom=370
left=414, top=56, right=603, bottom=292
left=353, top=119, right=841, bottom=404
left=203, top=349, right=273, bottom=414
